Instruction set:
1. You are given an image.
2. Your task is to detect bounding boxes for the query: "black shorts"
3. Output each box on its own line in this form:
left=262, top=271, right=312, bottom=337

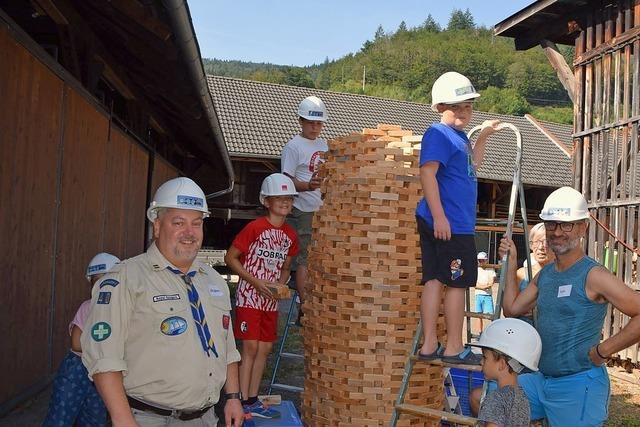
left=417, top=216, right=478, bottom=288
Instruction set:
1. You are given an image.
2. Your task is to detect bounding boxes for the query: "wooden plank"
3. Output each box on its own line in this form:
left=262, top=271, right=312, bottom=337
left=0, top=26, right=64, bottom=403
left=395, top=403, right=477, bottom=426
left=541, top=39, right=577, bottom=103
left=125, top=140, right=149, bottom=258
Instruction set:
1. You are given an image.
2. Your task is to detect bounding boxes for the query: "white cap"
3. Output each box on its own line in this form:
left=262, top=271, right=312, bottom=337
left=539, top=187, right=589, bottom=222
left=298, top=96, right=328, bottom=122
left=259, top=173, right=298, bottom=205
left=430, top=71, right=480, bottom=112
left=477, top=251, right=488, bottom=260
left=470, top=318, right=542, bottom=373
left=86, top=252, right=120, bottom=281
left=147, top=177, right=210, bottom=222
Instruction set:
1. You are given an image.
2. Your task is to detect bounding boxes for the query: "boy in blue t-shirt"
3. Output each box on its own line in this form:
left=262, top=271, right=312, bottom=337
left=416, top=71, right=500, bottom=365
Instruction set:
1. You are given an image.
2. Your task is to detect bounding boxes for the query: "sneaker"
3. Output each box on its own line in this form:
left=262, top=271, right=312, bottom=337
left=441, top=346, right=482, bottom=365
left=245, top=400, right=281, bottom=419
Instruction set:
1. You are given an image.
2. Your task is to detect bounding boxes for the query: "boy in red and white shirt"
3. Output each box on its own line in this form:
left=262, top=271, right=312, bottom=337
left=225, top=173, right=299, bottom=421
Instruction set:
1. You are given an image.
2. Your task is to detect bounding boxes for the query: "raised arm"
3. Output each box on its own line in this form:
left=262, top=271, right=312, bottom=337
left=499, top=236, right=538, bottom=317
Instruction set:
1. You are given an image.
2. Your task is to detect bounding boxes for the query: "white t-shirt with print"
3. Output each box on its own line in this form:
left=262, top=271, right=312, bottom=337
left=281, top=134, right=328, bottom=212
left=476, top=267, right=496, bottom=296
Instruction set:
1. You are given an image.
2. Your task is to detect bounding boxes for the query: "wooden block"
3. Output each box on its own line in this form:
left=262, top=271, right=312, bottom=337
left=266, top=283, right=291, bottom=299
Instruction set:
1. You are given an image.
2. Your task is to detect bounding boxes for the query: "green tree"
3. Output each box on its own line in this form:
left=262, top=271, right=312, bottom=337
left=476, top=86, right=531, bottom=115
left=397, top=21, right=408, bottom=33
left=447, top=8, right=475, bottom=31
left=282, top=67, right=315, bottom=88
left=374, top=25, right=386, bottom=41
left=421, top=14, right=441, bottom=32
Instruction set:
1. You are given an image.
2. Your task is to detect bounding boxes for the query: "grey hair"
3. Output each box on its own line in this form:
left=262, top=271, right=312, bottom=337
left=529, top=222, right=545, bottom=241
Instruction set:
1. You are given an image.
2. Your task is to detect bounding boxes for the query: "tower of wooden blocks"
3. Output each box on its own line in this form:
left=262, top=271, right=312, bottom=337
left=302, top=125, right=445, bottom=426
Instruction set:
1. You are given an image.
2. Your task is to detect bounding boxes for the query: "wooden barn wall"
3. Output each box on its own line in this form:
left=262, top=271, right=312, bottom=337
left=151, top=155, right=180, bottom=196
left=0, top=25, right=64, bottom=405
left=573, top=0, right=640, bottom=363
left=0, top=25, right=155, bottom=407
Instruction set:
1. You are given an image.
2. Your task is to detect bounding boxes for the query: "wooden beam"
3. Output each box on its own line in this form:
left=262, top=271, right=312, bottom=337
left=540, top=39, right=577, bottom=104
left=525, top=113, right=573, bottom=157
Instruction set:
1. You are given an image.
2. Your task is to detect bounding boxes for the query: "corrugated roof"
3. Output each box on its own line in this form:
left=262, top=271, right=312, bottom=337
left=208, top=75, right=573, bottom=187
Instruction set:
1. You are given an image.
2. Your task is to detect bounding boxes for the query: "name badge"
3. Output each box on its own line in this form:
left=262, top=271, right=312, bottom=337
left=209, top=285, right=224, bottom=297
left=557, top=284, right=572, bottom=298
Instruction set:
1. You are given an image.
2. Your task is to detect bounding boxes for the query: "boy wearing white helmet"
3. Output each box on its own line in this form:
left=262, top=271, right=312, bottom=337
left=225, top=173, right=299, bottom=422
left=281, top=95, right=329, bottom=310
left=473, top=318, right=541, bottom=427
left=474, top=251, right=497, bottom=333
left=417, top=71, right=500, bottom=365
left=43, top=252, right=120, bottom=427
left=493, top=186, right=640, bottom=426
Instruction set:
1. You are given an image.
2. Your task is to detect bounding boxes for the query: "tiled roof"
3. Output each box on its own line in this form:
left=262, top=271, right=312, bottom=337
left=208, top=76, right=573, bottom=187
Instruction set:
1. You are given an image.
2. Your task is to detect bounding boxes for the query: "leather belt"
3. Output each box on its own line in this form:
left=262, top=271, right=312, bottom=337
left=127, top=396, right=212, bottom=421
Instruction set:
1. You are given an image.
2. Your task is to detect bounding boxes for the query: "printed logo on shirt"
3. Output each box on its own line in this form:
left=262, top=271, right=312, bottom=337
left=222, top=315, right=230, bottom=330
left=99, top=279, right=119, bottom=289
left=450, top=258, right=464, bottom=280
left=91, top=322, right=111, bottom=342
left=240, top=321, right=248, bottom=333
left=97, top=292, right=111, bottom=305
left=209, top=286, right=224, bottom=297
left=309, top=151, right=324, bottom=173
left=557, top=284, right=573, bottom=298
left=153, top=294, right=181, bottom=302
left=160, top=316, right=188, bottom=336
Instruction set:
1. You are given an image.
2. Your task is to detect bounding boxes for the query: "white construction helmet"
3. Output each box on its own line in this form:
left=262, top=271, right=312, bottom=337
left=298, top=96, right=328, bottom=122
left=539, top=186, right=589, bottom=222
left=147, top=177, right=210, bottom=221
left=477, top=251, right=488, bottom=260
left=259, top=173, right=298, bottom=205
left=86, top=252, right=120, bottom=281
left=430, top=71, right=481, bottom=112
left=471, top=318, right=542, bottom=373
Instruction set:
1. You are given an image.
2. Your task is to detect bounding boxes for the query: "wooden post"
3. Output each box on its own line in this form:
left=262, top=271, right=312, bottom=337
left=540, top=39, right=577, bottom=104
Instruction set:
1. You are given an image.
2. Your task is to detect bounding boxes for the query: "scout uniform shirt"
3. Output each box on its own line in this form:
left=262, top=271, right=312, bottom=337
left=81, top=242, right=241, bottom=411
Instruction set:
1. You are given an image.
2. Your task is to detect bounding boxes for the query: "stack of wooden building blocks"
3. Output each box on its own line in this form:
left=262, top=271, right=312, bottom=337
left=302, top=125, right=445, bottom=426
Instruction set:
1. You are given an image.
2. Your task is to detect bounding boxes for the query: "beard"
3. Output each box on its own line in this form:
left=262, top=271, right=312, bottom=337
left=550, top=236, right=580, bottom=256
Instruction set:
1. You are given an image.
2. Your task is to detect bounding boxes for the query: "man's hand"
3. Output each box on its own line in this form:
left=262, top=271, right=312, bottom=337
left=251, top=279, right=276, bottom=299
left=433, top=215, right=451, bottom=241
left=589, top=345, right=608, bottom=366
left=224, top=398, right=245, bottom=427
left=498, top=236, right=517, bottom=264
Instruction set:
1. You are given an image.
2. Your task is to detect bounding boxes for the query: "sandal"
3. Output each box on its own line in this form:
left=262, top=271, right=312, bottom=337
left=417, top=343, right=444, bottom=360
left=441, top=346, right=482, bottom=365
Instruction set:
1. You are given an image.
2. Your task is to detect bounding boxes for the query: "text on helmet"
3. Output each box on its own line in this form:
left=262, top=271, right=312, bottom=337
left=455, top=85, right=476, bottom=96
left=547, top=207, right=571, bottom=217
left=177, top=195, right=204, bottom=208
left=308, top=110, right=324, bottom=117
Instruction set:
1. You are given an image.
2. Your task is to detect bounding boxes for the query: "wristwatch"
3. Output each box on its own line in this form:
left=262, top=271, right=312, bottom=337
left=224, top=392, right=242, bottom=401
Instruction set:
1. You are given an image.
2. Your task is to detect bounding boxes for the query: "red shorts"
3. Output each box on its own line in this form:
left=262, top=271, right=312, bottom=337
left=234, top=307, right=278, bottom=342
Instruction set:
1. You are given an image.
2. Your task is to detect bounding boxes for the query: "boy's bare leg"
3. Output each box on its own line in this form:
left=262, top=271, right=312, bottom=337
left=248, top=341, right=273, bottom=398
left=239, top=340, right=258, bottom=399
left=443, top=287, right=466, bottom=355
left=419, top=279, right=443, bottom=355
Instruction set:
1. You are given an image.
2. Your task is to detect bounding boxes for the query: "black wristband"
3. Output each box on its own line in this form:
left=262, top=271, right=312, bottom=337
left=595, top=344, right=607, bottom=359
left=224, top=392, right=242, bottom=400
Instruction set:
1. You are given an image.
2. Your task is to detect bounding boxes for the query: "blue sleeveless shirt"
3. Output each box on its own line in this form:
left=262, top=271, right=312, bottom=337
left=536, top=257, right=607, bottom=377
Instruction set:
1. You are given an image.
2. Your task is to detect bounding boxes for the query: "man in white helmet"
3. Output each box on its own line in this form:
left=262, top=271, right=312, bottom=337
left=493, top=186, right=640, bottom=426
left=82, top=177, right=244, bottom=427
left=281, top=95, right=329, bottom=314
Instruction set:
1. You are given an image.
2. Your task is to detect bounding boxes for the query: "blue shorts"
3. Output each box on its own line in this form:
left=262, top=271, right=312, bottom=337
left=484, top=366, right=610, bottom=426
left=474, top=294, right=494, bottom=314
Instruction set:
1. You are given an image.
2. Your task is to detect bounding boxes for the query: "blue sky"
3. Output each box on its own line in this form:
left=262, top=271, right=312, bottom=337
left=188, top=0, right=534, bottom=66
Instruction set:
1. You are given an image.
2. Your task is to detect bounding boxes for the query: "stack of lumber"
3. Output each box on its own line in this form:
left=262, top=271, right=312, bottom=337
left=301, top=125, right=445, bottom=426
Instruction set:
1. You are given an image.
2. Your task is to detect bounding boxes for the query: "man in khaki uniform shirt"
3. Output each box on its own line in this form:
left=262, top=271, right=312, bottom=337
left=82, top=177, right=244, bottom=427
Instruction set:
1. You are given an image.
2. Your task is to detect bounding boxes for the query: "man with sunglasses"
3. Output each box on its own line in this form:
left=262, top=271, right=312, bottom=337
left=495, top=186, right=640, bottom=426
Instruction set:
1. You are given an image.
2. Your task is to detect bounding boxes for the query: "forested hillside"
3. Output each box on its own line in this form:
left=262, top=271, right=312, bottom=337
left=203, top=9, right=574, bottom=124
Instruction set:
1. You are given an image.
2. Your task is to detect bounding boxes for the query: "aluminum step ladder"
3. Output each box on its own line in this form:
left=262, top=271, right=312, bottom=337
left=267, top=290, right=304, bottom=394
left=390, top=123, right=534, bottom=427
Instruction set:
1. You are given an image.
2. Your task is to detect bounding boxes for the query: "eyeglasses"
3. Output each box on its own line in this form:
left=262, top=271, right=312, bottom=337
left=531, top=239, right=547, bottom=248
left=543, top=221, right=577, bottom=232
